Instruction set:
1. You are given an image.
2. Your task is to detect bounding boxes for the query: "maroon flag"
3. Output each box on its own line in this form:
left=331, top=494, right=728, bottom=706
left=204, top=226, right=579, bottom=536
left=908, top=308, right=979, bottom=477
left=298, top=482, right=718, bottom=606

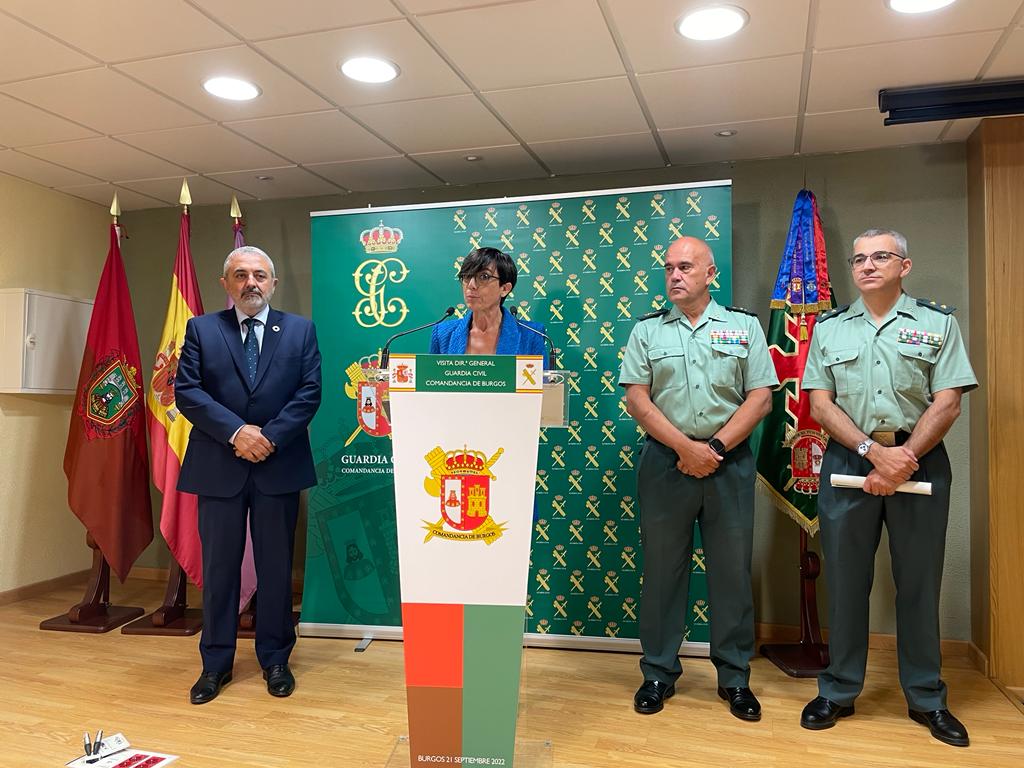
left=64, top=223, right=153, bottom=582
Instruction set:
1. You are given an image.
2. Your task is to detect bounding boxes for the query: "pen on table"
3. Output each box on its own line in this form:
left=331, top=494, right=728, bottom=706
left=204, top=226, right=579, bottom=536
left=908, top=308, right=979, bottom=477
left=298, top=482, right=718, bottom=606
left=94, top=730, right=103, bottom=755
left=83, top=732, right=92, bottom=756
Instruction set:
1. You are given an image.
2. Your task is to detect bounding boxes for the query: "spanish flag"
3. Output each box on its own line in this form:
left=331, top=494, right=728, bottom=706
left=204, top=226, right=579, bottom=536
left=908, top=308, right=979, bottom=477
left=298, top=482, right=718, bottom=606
left=147, top=211, right=205, bottom=585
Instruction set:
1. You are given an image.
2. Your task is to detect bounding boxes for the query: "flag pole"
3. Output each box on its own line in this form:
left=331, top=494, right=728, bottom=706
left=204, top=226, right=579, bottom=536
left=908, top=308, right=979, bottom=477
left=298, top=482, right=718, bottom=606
left=41, top=193, right=148, bottom=633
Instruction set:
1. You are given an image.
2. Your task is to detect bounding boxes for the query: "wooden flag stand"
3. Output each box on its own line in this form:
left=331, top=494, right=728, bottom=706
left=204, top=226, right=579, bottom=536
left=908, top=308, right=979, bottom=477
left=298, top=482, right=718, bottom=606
left=236, top=591, right=301, bottom=639
left=759, top=528, right=830, bottom=677
left=40, top=535, right=144, bottom=633
left=121, top=559, right=203, bottom=635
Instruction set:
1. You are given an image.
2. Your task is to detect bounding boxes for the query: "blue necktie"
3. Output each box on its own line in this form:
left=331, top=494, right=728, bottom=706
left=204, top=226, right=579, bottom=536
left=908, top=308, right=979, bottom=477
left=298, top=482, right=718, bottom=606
left=242, top=317, right=260, bottom=385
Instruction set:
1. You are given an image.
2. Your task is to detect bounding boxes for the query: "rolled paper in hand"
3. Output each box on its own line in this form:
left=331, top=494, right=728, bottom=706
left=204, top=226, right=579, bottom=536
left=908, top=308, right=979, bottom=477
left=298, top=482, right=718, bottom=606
left=830, top=474, right=932, bottom=496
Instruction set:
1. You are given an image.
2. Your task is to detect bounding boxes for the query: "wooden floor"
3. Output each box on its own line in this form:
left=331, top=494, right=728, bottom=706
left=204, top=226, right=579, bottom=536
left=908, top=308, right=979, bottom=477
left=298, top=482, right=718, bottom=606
left=5, top=579, right=1022, bottom=768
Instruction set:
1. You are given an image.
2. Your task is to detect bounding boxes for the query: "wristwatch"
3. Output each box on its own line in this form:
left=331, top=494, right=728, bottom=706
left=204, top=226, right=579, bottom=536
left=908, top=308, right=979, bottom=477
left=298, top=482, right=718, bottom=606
left=856, top=438, right=876, bottom=458
left=707, top=437, right=726, bottom=456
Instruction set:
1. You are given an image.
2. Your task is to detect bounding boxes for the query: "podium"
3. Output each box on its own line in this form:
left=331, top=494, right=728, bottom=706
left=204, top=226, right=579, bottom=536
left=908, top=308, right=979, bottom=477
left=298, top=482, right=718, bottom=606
left=386, top=354, right=561, bottom=768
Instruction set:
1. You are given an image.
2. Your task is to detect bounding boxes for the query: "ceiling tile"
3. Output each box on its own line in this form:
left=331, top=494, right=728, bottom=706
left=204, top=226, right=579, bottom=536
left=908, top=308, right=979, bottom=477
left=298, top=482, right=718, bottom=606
left=800, top=108, right=943, bottom=154
left=985, top=27, right=1024, bottom=79
left=21, top=137, right=189, bottom=180
left=530, top=132, right=663, bottom=176
left=485, top=77, right=648, bottom=142
left=0, top=68, right=207, bottom=134
left=206, top=165, right=344, bottom=199
left=606, top=0, right=810, bottom=73
left=660, top=117, right=797, bottom=165
left=418, top=0, right=624, bottom=90
left=190, top=0, right=402, bottom=40
left=402, top=1, right=518, bottom=12
left=0, top=94, right=98, bottom=147
left=115, top=45, right=331, bottom=121
left=226, top=110, right=396, bottom=164
left=118, top=175, right=254, bottom=206
left=0, top=0, right=238, bottom=62
left=307, top=156, right=442, bottom=191
left=350, top=94, right=515, bottom=153
left=814, top=0, right=1020, bottom=50
left=0, top=13, right=96, bottom=83
left=0, top=149, right=100, bottom=187
left=117, top=124, right=289, bottom=174
left=808, top=31, right=1001, bottom=114
left=56, top=182, right=169, bottom=210
left=411, top=145, right=547, bottom=184
left=255, top=20, right=468, bottom=107
left=639, top=55, right=803, bottom=130
left=942, top=118, right=981, bottom=142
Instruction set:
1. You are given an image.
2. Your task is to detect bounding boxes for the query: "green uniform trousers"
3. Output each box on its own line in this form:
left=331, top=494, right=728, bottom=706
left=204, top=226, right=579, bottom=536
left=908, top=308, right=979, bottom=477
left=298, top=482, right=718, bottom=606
left=637, top=437, right=756, bottom=688
left=817, top=441, right=951, bottom=711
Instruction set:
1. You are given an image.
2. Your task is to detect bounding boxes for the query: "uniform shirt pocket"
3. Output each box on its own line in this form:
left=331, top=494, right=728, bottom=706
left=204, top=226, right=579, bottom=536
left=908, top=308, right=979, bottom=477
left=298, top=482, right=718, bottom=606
left=823, top=347, right=863, bottom=396
left=896, top=344, right=939, bottom=392
left=710, top=343, right=748, bottom=392
left=648, top=346, right=686, bottom=391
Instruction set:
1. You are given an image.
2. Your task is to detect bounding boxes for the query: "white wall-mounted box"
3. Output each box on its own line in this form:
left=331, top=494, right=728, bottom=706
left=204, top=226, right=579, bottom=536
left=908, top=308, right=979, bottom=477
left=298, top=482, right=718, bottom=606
left=0, top=289, right=93, bottom=394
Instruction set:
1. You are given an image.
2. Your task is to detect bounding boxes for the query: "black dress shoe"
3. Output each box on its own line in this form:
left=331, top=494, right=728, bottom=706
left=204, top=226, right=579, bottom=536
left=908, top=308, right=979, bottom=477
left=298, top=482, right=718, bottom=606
left=717, top=686, right=761, bottom=721
left=633, top=680, right=674, bottom=714
left=800, top=696, right=855, bottom=730
left=909, top=709, right=969, bottom=747
left=189, top=670, right=232, bottom=705
left=263, top=664, right=295, bottom=697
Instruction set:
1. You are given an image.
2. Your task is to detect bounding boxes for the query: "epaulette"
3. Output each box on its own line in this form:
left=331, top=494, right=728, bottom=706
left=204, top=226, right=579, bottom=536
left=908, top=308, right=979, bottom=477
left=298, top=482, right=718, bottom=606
left=637, top=308, right=670, bottom=321
left=817, top=304, right=850, bottom=322
left=916, top=298, right=956, bottom=314
left=726, top=305, right=757, bottom=317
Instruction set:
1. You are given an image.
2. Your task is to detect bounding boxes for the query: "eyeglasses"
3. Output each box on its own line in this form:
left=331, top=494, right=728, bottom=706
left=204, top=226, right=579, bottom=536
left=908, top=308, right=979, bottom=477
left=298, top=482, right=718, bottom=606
left=847, top=250, right=904, bottom=268
left=458, top=272, right=503, bottom=285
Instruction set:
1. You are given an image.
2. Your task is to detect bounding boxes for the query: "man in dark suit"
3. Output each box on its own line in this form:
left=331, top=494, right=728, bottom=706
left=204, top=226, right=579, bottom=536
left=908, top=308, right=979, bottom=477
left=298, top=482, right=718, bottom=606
left=175, top=245, right=321, bottom=704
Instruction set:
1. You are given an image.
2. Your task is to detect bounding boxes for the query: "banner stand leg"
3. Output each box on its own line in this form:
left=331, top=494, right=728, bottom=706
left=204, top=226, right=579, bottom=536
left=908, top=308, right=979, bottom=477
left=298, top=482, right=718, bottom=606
left=759, top=528, right=830, bottom=677
left=121, top=559, right=203, bottom=635
left=40, top=536, right=144, bottom=634
left=354, top=634, right=374, bottom=652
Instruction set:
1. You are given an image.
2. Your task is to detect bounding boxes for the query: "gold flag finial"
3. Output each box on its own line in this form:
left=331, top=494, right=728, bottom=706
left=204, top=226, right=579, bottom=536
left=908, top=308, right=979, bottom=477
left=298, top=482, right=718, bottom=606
left=179, top=178, right=192, bottom=208
left=230, top=195, right=242, bottom=220
left=109, top=192, right=121, bottom=220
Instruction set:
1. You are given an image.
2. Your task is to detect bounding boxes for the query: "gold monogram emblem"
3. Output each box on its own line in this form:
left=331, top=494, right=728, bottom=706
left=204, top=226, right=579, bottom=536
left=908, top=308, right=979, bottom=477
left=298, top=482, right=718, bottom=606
left=352, top=257, right=409, bottom=328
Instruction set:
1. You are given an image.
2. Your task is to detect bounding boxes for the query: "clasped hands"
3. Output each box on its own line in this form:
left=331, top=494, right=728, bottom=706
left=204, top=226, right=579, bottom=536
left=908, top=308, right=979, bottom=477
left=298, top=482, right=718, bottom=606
left=674, top=439, right=723, bottom=478
left=233, top=424, right=275, bottom=463
left=863, top=444, right=918, bottom=496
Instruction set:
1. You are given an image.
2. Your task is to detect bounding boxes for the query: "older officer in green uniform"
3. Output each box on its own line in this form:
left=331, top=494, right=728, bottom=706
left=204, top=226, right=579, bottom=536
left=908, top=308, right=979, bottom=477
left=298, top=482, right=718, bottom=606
left=800, top=228, right=977, bottom=748
left=619, top=236, right=777, bottom=720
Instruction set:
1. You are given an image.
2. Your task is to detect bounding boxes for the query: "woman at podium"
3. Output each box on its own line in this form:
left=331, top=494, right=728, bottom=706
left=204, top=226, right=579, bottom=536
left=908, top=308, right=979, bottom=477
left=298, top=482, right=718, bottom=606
left=431, top=246, right=549, bottom=364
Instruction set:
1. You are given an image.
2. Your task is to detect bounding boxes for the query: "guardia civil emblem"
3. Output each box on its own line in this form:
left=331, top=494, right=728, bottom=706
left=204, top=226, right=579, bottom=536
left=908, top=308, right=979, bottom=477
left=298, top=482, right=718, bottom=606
left=422, top=445, right=507, bottom=544
left=80, top=353, right=141, bottom=439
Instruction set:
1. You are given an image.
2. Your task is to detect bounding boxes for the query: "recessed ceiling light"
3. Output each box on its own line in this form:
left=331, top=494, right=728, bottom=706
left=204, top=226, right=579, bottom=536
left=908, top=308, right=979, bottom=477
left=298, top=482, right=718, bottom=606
left=339, top=57, right=399, bottom=84
left=887, top=0, right=957, bottom=13
left=676, top=5, right=749, bottom=41
left=464, top=155, right=481, bottom=162
left=715, top=129, right=738, bottom=137
left=255, top=175, right=274, bottom=182
left=202, top=76, right=261, bottom=101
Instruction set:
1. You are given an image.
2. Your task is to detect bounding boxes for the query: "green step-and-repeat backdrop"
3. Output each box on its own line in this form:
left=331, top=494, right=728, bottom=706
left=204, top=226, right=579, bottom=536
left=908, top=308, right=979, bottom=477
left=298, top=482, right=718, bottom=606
left=302, top=181, right=732, bottom=649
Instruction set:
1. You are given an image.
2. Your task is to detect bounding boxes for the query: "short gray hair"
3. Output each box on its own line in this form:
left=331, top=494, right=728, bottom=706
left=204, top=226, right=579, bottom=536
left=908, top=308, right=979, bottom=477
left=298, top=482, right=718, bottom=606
left=223, top=245, right=276, bottom=277
left=853, top=228, right=908, bottom=258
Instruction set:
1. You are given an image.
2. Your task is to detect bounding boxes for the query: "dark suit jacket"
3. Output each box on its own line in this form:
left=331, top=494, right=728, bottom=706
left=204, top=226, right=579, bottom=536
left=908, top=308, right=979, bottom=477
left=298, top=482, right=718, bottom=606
left=175, top=308, right=321, bottom=498
left=430, top=306, right=549, bottom=366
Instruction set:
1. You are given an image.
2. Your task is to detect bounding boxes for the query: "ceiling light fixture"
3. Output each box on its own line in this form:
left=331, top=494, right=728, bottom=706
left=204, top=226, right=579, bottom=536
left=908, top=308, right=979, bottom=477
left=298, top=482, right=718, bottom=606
left=676, top=5, right=749, bottom=41
left=714, top=129, right=738, bottom=137
left=202, top=76, right=261, bottom=101
left=340, top=57, right=399, bottom=84
left=255, top=175, right=274, bottom=181
left=464, top=155, right=481, bottom=162
left=887, top=0, right=957, bottom=13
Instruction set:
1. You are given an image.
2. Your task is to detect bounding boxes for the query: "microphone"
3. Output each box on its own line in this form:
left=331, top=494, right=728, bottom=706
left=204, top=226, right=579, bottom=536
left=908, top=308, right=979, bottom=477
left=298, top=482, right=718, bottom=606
left=509, top=306, right=556, bottom=368
left=379, top=307, right=455, bottom=371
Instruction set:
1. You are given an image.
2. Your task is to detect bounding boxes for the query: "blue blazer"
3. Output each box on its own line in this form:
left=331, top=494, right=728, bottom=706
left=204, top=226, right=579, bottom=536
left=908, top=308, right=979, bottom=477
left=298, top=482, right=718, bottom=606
left=430, top=306, right=549, bottom=366
left=175, top=308, right=322, bottom=498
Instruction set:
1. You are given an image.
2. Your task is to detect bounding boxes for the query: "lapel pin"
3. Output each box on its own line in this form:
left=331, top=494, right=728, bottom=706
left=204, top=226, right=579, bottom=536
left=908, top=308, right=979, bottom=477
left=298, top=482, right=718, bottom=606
left=272, top=325, right=280, bottom=332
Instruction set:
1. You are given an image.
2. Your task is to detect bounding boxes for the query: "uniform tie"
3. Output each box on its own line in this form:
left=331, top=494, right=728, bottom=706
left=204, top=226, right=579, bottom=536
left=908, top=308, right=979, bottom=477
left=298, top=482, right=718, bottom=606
left=242, top=317, right=260, bottom=384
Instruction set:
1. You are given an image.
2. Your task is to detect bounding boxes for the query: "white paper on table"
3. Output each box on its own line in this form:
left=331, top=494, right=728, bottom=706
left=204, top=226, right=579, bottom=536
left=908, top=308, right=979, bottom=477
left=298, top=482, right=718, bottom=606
left=830, top=474, right=932, bottom=496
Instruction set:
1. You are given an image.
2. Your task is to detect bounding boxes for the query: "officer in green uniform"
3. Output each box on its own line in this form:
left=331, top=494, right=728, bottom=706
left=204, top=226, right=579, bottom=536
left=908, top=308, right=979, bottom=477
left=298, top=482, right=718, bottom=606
left=800, top=229, right=977, bottom=748
left=619, top=236, right=777, bottom=720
